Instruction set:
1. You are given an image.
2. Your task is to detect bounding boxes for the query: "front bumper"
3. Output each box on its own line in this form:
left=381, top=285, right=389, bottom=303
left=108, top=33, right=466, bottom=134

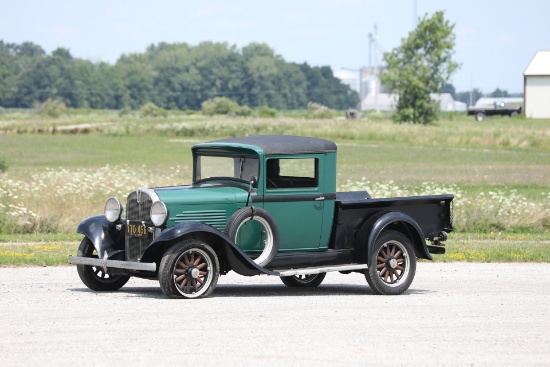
left=68, top=255, right=156, bottom=272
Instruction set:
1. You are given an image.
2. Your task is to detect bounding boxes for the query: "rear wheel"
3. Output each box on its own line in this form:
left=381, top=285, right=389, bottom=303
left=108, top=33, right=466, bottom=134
left=280, top=273, right=326, bottom=288
left=159, top=239, right=219, bottom=299
left=365, top=230, right=416, bottom=295
left=76, top=238, right=130, bottom=291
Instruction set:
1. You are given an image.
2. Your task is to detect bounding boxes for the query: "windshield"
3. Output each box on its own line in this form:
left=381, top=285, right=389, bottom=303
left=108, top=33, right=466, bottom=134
left=195, top=155, right=259, bottom=182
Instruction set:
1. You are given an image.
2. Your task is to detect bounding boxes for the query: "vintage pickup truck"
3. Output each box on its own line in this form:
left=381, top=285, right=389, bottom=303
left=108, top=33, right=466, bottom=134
left=69, top=135, right=453, bottom=298
left=467, top=101, right=522, bottom=121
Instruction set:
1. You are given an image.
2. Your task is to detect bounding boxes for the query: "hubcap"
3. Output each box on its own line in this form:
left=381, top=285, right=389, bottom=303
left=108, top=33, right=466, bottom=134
left=376, top=241, right=410, bottom=287
left=173, top=248, right=212, bottom=297
left=190, top=268, right=200, bottom=279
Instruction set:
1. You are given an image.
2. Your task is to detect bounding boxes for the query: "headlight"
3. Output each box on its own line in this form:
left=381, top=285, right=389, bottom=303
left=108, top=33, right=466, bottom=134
left=150, top=201, right=168, bottom=227
left=104, top=197, right=123, bottom=223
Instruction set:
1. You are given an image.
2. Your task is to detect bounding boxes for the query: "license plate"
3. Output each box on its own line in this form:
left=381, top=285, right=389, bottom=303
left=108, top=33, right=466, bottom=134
left=127, top=222, right=148, bottom=237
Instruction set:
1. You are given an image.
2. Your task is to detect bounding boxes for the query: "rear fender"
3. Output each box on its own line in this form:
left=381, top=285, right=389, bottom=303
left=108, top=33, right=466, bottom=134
left=141, top=222, right=276, bottom=276
left=76, top=215, right=125, bottom=258
left=354, top=211, right=431, bottom=262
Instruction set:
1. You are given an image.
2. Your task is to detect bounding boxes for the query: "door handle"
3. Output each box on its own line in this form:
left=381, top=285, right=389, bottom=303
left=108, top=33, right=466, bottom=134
left=315, top=196, right=325, bottom=201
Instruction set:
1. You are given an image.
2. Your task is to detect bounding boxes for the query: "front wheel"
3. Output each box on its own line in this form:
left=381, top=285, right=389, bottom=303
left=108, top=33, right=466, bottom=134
left=280, top=273, right=326, bottom=287
left=475, top=112, right=485, bottom=121
left=159, top=239, right=220, bottom=299
left=365, top=230, right=416, bottom=295
left=76, top=238, right=130, bottom=291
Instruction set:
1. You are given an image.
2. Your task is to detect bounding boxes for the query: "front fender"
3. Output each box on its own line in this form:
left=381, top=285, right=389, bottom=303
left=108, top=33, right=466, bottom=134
left=355, top=211, right=431, bottom=262
left=141, top=222, right=276, bottom=276
left=76, top=215, right=125, bottom=259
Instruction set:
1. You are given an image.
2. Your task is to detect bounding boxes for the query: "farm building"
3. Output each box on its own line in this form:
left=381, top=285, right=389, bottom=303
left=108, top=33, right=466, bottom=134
left=360, top=93, right=466, bottom=112
left=524, top=50, right=550, bottom=118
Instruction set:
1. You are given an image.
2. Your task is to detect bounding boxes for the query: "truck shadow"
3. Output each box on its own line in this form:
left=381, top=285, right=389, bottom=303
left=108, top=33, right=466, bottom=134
left=213, top=284, right=434, bottom=297
left=69, top=284, right=434, bottom=299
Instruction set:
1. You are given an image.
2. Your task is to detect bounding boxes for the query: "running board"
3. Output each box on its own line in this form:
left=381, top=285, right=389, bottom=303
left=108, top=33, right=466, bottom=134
left=273, top=263, right=368, bottom=277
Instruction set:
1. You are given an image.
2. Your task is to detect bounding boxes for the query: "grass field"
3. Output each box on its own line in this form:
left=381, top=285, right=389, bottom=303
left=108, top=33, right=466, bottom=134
left=0, top=110, right=549, bottom=265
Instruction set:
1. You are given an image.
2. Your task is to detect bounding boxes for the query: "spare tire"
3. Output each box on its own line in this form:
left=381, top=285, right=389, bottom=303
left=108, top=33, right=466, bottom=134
left=225, top=206, right=279, bottom=267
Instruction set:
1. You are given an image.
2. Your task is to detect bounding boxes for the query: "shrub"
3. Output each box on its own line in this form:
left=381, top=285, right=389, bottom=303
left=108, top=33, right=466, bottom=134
left=255, top=105, right=277, bottom=118
left=33, top=99, right=66, bottom=118
left=237, top=105, right=253, bottom=117
left=307, top=102, right=334, bottom=119
left=0, top=157, right=7, bottom=172
left=139, top=102, right=167, bottom=118
left=201, top=97, right=241, bottom=116
left=119, top=106, right=132, bottom=117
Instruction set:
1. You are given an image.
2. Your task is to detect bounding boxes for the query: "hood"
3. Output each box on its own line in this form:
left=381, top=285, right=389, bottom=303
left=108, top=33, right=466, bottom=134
left=154, top=183, right=251, bottom=206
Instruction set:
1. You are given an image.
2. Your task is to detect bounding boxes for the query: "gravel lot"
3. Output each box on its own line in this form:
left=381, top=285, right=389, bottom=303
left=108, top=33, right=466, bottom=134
left=0, top=263, right=549, bottom=366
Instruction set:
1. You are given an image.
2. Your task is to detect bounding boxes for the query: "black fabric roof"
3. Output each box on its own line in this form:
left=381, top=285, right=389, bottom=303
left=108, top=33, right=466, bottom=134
left=204, top=135, right=337, bottom=155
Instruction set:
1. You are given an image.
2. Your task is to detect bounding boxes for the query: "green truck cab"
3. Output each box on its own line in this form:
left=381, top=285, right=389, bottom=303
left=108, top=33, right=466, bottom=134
left=69, top=135, right=453, bottom=298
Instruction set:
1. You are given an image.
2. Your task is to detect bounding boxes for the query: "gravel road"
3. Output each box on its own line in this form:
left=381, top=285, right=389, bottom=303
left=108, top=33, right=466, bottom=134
left=0, top=263, right=549, bottom=366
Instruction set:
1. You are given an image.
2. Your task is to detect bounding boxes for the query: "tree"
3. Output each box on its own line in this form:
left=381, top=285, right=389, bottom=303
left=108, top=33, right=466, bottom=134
left=441, top=83, right=456, bottom=99
left=0, top=39, right=359, bottom=111
left=455, top=88, right=482, bottom=106
left=489, top=88, right=509, bottom=98
left=381, top=11, right=459, bottom=124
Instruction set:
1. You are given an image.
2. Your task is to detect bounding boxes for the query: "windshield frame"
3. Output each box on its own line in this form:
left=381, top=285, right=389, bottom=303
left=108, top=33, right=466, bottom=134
left=193, top=153, right=260, bottom=184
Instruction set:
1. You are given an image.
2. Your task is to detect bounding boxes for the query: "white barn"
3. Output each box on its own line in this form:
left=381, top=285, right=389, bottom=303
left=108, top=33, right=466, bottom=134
left=361, top=93, right=466, bottom=112
left=524, top=51, right=550, bottom=118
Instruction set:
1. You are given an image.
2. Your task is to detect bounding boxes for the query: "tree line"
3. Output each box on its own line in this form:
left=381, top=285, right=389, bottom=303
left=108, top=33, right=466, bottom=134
left=0, top=41, right=359, bottom=111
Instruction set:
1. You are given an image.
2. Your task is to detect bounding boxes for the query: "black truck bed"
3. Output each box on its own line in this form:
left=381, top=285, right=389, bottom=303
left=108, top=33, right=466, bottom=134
left=333, top=191, right=454, bottom=252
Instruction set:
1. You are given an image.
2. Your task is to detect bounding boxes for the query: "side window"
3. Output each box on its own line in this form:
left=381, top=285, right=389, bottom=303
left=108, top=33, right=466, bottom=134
left=266, top=158, right=318, bottom=189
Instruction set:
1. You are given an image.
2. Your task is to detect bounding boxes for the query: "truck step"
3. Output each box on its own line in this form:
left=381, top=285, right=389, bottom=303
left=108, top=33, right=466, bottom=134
left=273, top=263, right=368, bottom=277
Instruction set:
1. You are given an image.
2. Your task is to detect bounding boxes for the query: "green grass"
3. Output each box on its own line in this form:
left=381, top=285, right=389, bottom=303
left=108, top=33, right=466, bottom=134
left=0, top=233, right=82, bottom=243
left=0, top=242, right=79, bottom=266
left=437, top=232, right=550, bottom=262
left=0, top=134, right=197, bottom=168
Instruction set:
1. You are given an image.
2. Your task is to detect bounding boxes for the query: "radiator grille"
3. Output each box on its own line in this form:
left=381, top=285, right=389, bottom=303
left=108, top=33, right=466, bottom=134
left=173, top=210, right=227, bottom=231
left=125, top=190, right=154, bottom=262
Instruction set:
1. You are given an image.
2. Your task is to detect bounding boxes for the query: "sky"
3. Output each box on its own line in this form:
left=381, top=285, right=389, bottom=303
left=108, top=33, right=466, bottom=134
left=1, top=0, right=549, bottom=94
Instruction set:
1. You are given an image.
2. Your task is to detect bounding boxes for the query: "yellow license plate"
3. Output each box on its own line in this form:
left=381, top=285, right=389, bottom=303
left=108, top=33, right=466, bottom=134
left=127, top=222, right=148, bottom=237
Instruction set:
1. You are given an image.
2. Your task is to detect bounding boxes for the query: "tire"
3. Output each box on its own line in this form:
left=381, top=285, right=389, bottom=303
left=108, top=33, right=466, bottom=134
left=76, top=238, right=130, bottom=291
left=364, top=230, right=416, bottom=295
left=510, top=111, right=518, bottom=118
left=159, top=239, right=219, bottom=299
left=280, top=273, right=326, bottom=288
left=225, top=206, right=279, bottom=267
left=475, top=112, right=485, bottom=121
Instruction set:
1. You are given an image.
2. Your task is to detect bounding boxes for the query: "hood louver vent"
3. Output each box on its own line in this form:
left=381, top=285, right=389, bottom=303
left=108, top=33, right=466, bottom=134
left=172, top=210, right=227, bottom=231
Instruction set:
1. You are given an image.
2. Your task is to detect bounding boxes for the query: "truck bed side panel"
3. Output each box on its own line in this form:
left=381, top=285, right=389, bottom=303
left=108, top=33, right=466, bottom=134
left=332, top=194, right=453, bottom=250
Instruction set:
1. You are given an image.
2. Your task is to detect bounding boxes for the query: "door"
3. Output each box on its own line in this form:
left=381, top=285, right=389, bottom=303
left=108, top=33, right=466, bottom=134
left=262, top=156, right=325, bottom=251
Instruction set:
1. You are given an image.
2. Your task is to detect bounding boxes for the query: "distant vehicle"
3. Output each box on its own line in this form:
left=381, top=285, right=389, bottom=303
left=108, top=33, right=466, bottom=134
left=467, top=101, right=522, bottom=121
